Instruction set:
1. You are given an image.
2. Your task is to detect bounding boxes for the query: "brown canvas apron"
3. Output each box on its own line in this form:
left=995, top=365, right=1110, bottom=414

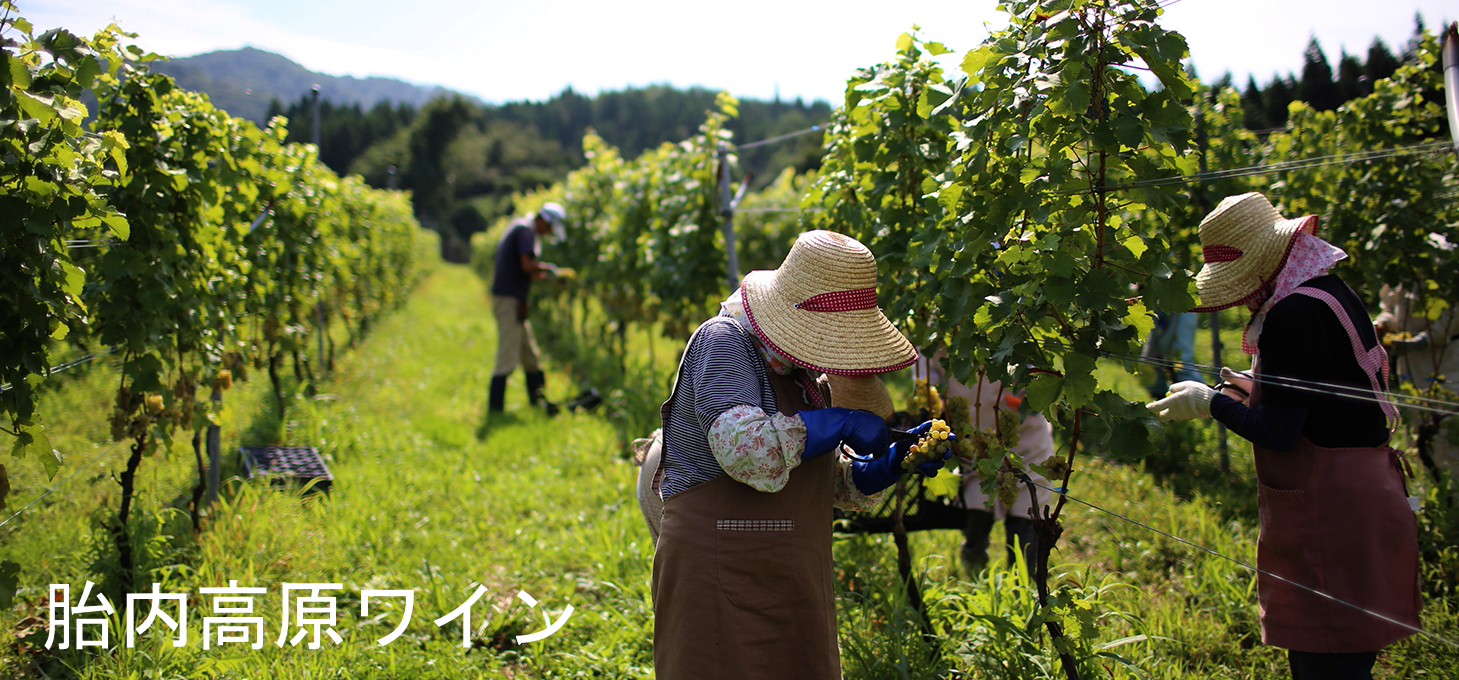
left=652, top=366, right=839, bottom=680
left=1250, top=287, right=1422, bottom=653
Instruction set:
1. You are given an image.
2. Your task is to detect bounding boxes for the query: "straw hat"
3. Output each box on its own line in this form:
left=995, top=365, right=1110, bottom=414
left=1191, top=193, right=1319, bottom=312
left=741, top=230, right=916, bottom=375
left=827, top=374, right=895, bottom=420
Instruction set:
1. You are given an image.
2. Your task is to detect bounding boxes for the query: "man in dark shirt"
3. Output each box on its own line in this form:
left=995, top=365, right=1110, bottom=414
left=488, top=203, right=565, bottom=414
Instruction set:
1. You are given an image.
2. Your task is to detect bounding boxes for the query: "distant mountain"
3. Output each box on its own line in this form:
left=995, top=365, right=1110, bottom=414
left=154, top=47, right=460, bottom=124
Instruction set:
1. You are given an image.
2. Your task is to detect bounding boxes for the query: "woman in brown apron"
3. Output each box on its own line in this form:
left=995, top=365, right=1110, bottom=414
left=1149, top=193, right=1422, bottom=679
left=652, top=230, right=950, bottom=679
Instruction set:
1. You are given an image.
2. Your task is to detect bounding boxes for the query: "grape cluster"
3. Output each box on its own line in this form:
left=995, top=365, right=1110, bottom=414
left=961, top=428, right=1001, bottom=460
left=109, top=387, right=161, bottom=442
left=906, top=379, right=944, bottom=417
left=944, top=395, right=974, bottom=439
left=995, top=468, right=1022, bottom=507
left=997, top=409, right=1022, bottom=448
left=222, top=350, right=249, bottom=383
left=1041, top=454, right=1070, bottom=481
left=902, top=419, right=954, bottom=473
left=949, top=406, right=1024, bottom=461
left=1381, top=331, right=1413, bottom=347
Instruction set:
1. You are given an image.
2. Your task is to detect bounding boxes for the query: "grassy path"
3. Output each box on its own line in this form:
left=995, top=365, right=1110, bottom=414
left=6, top=265, right=654, bottom=678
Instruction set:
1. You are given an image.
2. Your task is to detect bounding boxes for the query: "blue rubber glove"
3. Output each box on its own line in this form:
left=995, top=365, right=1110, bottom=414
left=800, top=407, right=890, bottom=461
left=850, top=420, right=954, bottom=495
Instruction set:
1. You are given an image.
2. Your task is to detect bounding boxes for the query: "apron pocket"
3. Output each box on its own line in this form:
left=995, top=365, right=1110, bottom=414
left=1256, top=483, right=1318, bottom=625
left=716, top=520, right=806, bottom=612
left=1257, top=484, right=1308, bottom=564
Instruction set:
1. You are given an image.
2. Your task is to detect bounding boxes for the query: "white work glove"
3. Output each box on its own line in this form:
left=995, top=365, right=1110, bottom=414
left=1218, top=367, right=1254, bottom=398
left=1146, top=381, right=1216, bottom=422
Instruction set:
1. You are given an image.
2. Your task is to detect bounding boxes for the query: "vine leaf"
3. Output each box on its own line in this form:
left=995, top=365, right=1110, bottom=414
left=1124, top=301, right=1155, bottom=339
left=0, top=561, right=18, bottom=609
left=9, top=425, right=58, bottom=480
left=1062, top=353, right=1098, bottom=408
left=1027, top=373, right=1063, bottom=412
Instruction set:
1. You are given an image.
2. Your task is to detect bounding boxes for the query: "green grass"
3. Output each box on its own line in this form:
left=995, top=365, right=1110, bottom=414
left=2, top=264, right=1455, bottom=678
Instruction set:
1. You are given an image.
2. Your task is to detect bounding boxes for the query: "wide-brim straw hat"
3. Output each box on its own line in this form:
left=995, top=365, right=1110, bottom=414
left=1191, top=192, right=1319, bottom=312
left=827, top=374, right=895, bottom=420
left=741, top=230, right=916, bottom=375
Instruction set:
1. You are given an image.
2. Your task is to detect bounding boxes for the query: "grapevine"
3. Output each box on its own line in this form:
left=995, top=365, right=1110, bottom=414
left=1, top=7, right=429, bottom=593
left=810, top=2, right=1199, bottom=676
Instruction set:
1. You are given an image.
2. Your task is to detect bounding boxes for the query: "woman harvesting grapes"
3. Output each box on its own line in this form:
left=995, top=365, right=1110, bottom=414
left=652, top=230, right=949, bottom=680
left=1147, top=193, right=1421, bottom=680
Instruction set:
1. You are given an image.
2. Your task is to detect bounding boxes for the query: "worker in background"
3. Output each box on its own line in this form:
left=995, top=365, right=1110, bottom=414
left=1374, top=284, right=1459, bottom=477
left=1143, top=311, right=1203, bottom=399
left=488, top=203, right=566, bottom=416
left=917, top=350, right=1056, bottom=577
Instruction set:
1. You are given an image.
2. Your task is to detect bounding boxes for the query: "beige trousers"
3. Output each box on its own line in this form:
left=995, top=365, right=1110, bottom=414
left=492, top=295, right=541, bottom=377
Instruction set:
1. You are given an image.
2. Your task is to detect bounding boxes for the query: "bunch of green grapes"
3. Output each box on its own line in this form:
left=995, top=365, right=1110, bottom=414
left=995, top=467, right=1023, bottom=507
left=997, top=409, right=1022, bottom=448
left=109, top=386, right=136, bottom=441
left=906, top=379, right=944, bottom=416
left=1041, top=454, right=1070, bottom=481
left=903, top=419, right=954, bottom=473
left=1381, top=331, right=1413, bottom=347
left=944, top=395, right=975, bottom=440
left=109, top=388, right=165, bottom=441
left=960, top=428, right=1001, bottom=461
left=222, top=351, right=249, bottom=383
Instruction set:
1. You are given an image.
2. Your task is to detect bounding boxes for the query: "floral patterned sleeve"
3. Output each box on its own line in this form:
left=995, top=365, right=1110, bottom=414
left=833, top=452, right=884, bottom=512
left=707, top=404, right=807, bottom=492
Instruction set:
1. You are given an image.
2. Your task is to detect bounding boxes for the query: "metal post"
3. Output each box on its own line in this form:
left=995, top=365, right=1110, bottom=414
left=1194, top=106, right=1230, bottom=474
left=1212, top=311, right=1229, bottom=474
left=387, top=165, right=398, bottom=191
left=718, top=143, right=740, bottom=289
left=206, top=387, right=222, bottom=504
left=1443, top=22, right=1459, bottom=154
left=311, top=85, right=327, bottom=378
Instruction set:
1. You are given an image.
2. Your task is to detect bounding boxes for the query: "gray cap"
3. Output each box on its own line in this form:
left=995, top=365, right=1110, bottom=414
left=539, top=202, right=567, bottom=240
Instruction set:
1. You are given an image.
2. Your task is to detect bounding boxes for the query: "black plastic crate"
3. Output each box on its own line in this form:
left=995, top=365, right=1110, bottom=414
left=240, top=446, right=333, bottom=494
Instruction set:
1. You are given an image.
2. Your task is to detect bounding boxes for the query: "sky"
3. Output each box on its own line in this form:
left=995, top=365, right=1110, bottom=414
left=16, top=0, right=1458, bottom=105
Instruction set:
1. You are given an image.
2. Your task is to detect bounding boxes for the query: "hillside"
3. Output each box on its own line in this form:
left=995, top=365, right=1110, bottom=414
left=154, top=47, right=458, bottom=124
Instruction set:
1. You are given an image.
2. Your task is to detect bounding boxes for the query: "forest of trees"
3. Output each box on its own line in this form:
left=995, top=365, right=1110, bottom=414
left=263, top=14, right=1443, bottom=262
left=267, top=85, right=831, bottom=260
left=1222, top=16, right=1432, bottom=129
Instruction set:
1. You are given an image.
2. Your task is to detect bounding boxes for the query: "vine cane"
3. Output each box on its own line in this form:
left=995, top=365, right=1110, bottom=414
left=1022, top=407, right=1083, bottom=680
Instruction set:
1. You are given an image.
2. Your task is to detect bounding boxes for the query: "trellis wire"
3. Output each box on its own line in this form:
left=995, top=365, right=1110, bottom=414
left=735, top=206, right=825, bottom=214
left=735, top=125, right=822, bottom=150
left=0, top=441, right=126, bottom=529
left=1017, top=333, right=1459, bottom=416
left=1102, top=348, right=1459, bottom=417
left=1103, top=140, right=1452, bottom=192
left=0, top=346, right=122, bottom=394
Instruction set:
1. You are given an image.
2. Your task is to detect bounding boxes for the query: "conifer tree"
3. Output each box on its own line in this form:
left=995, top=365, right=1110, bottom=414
left=1298, top=37, right=1339, bottom=111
